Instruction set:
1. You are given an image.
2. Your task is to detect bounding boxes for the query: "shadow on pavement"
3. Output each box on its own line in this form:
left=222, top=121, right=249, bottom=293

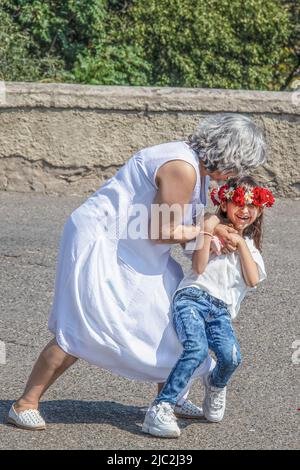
left=0, top=400, right=209, bottom=436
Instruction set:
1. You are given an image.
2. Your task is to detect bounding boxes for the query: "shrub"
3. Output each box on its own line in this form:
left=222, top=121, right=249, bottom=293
left=0, top=0, right=298, bottom=89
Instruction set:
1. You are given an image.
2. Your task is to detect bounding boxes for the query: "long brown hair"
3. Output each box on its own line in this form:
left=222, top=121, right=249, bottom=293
left=216, top=176, right=264, bottom=251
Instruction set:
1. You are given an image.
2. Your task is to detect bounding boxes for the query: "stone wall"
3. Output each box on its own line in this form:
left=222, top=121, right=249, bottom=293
left=0, top=82, right=299, bottom=196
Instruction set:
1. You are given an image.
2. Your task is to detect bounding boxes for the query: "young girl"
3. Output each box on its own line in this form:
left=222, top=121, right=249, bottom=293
left=142, top=176, right=274, bottom=438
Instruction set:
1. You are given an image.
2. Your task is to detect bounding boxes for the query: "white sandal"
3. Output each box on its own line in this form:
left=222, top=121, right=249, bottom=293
left=7, top=403, right=46, bottom=430
left=174, top=399, right=204, bottom=419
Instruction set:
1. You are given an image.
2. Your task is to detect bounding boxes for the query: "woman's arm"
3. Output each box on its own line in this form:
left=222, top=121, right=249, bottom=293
left=192, top=215, right=220, bottom=274
left=230, top=234, right=260, bottom=287
left=149, top=160, right=201, bottom=244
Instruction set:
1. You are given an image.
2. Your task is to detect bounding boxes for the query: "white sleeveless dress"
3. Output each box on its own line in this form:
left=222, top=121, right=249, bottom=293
left=48, top=141, right=211, bottom=382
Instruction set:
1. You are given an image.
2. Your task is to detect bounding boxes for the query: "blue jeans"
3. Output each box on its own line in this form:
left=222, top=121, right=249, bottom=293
left=156, top=287, right=242, bottom=405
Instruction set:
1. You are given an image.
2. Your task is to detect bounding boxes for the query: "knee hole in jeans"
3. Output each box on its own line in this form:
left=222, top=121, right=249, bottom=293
left=219, top=345, right=242, bottom=369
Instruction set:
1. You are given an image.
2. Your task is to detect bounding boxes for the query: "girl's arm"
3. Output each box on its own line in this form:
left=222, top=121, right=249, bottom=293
left=231, top=235, right=260, bottom=287
left=192, top=215, right=220, bottom=274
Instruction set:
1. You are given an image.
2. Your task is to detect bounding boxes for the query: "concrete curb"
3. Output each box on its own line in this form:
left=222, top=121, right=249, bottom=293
left=2, top=82, right=300, bottom=114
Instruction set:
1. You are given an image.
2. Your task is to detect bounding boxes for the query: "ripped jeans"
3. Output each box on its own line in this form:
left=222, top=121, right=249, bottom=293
left=156, top=287, right=242, bottom=405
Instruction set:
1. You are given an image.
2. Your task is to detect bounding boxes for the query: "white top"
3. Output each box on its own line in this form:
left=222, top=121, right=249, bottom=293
left=48, top=141, right=211, bottom=382
left=176, top=237, right=266, bottom=319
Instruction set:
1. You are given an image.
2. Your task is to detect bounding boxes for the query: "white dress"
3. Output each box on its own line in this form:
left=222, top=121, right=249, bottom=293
left=48, top=141, right=211, bottom=382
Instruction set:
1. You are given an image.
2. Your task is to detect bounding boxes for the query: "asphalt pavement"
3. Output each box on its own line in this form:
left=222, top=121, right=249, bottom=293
left=0, top=192, right=299, bottom=449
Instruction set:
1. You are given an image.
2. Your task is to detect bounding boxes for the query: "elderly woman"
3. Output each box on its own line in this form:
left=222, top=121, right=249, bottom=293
left=8, top=113, right=266, bottom=430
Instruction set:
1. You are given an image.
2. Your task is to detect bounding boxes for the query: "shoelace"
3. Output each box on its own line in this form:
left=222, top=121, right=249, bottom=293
left=210, top=390, right=226, bottom=410
left=156, top=403, right=176, bottom=423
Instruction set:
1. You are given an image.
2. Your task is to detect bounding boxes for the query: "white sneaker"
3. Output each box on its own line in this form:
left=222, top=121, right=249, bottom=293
left=142, top=401, right=180, bottom=438
left=7, top=403, right=46, bottom=430
left=202, top=374, right=227, bottom=422
left=174, top=399, right=204, bottom=419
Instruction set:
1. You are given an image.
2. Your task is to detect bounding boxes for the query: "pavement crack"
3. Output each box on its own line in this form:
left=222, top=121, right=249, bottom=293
left=0, top=254, right=50, bottom=267
left=26, top=261, right=51, bottom=268
left=5, top=340, right=36, bottom=348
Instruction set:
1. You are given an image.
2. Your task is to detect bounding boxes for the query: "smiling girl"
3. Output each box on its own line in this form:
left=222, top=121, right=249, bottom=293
left=142, top=176, right=275, bottom=438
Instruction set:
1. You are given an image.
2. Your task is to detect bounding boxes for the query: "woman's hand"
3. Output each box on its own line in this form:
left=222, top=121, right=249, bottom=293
left=213, top=224, right=239, bottom=254
left=203, top=214, right=220, bottom=233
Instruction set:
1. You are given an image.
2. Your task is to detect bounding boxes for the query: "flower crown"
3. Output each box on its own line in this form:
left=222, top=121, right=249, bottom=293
left=210, top=184, right=275, bottom=208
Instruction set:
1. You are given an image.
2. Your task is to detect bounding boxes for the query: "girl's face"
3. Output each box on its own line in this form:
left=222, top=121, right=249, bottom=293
left=221, top=201, right=261, bottom=232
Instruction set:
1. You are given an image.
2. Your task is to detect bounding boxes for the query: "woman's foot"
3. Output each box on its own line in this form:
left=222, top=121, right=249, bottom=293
left=13, top=398, right=39, bottom=414
left=7, top=403, right=46, bottom=430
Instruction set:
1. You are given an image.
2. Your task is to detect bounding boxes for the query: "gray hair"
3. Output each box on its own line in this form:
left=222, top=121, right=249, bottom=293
left=188, top=113, right=266, bottom=175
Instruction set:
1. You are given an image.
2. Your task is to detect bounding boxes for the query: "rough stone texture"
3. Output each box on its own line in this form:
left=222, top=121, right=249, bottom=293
left=0, top=82, right=299, bottom=196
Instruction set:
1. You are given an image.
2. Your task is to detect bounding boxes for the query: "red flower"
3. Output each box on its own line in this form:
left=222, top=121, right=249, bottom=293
left=210, top=188, right=220, bottom=206
left=264, top=189, right=275, bottom=207
left=252, top=187, right=262, bottom=206
left=218, top=184, right=229, bottom=202
left=252, top=187, right=275, bottom=207
left=232, top=187, right=245, bottom=207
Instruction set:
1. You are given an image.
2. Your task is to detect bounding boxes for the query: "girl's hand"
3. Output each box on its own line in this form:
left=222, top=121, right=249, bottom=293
left=214, top=224, right=239, bottom=253
left=226, top=233, right=244, bottom=247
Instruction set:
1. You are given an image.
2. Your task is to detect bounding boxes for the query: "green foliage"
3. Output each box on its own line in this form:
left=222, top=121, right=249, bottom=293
left=0, top=0, right=108, bottom=81
left=0, top=6, right=63, bottom=81
left=0, top=0, right=299, bottom=89
left=281, top=0, right=300, bottom=89
left=111, top=0, right=298, bottom=90
left=73, top=44, right=151, bottom=85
